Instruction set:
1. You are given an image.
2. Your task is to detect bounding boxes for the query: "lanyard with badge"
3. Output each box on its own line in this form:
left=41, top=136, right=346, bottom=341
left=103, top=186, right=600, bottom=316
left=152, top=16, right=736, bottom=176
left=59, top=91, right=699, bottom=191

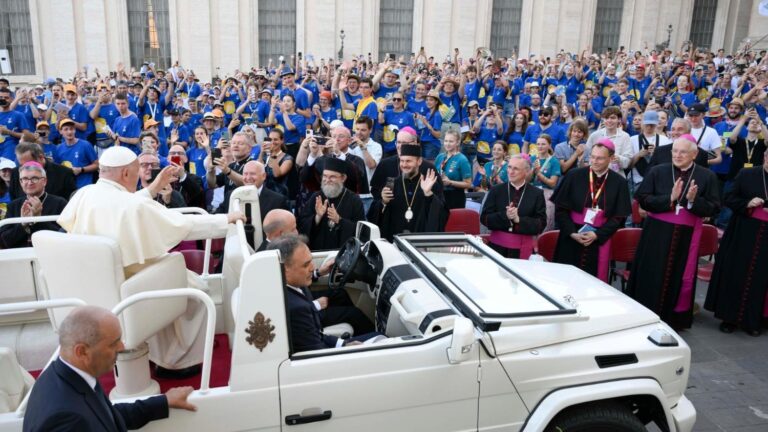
left=147, top=102, right=158, bottom=120
left=585, top=170, right=607, bottom=224
left=744, top=139, right=758, bottom=168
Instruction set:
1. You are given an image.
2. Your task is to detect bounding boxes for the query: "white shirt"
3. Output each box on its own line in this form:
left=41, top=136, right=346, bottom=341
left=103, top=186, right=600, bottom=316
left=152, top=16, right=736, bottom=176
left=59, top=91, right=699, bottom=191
left=349, top=138, right=383, bottom=183
left=59, top=356, right=97, bottom=390
left=690, top=125, right=721, bottom=152
left=583, top=128, right=633, bottom=177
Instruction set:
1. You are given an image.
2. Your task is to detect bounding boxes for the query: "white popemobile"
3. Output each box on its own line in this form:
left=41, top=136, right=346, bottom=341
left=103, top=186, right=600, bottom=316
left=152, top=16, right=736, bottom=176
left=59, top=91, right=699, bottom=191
left=0, top=186, right=696, bottom=431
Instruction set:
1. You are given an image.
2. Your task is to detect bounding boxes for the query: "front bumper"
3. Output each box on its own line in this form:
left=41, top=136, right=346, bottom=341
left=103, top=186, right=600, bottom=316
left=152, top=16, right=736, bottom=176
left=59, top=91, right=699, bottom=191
left=671, top=395, right=696, bottom=432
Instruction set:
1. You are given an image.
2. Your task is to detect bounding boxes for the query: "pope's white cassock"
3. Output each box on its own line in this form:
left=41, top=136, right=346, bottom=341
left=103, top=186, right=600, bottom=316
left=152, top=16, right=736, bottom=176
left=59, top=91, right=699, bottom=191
left=57, top=149, right=230, bottom=370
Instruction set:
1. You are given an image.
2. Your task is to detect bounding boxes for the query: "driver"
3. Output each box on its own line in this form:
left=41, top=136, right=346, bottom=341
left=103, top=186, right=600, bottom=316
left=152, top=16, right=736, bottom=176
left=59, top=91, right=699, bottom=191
left=268, top=234, right=380, bottom=352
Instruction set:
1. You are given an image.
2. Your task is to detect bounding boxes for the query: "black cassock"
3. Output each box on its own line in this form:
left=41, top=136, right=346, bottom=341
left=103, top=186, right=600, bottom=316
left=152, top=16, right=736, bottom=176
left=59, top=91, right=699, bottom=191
left=369, top=173, right=448, bottom=241
left=298, top=188, right=365, bottom=251
left=705, top=166, right=768, bottom=332
left=550, top=167, right=631, bottom=277
left=480, top=182, right=546, bottom=258
left=627, top=162, right=720, bottom=329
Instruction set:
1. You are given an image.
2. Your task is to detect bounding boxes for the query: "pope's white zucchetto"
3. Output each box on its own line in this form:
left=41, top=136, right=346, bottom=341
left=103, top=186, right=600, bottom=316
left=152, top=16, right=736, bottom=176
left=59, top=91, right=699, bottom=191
left=99, top=146, right=138, bottom=167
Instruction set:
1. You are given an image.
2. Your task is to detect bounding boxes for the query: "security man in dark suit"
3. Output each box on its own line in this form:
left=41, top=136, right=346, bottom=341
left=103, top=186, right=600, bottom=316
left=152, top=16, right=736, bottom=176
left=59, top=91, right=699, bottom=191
left=23, top=306, right=197, bottom=432
left=10, top=141, right=76, bottom=201
left=267, top=234, right=380, bottom=353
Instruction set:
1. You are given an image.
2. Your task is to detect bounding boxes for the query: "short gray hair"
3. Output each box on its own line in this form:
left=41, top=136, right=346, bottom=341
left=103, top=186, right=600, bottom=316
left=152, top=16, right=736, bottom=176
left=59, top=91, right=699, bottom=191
left=266, top=233, right=309, bottom=265
left=671, top=118, right=691, bottom=134
left=58, top=306, right=112, bottom=350
left=508, top=154, right=532, bottom=170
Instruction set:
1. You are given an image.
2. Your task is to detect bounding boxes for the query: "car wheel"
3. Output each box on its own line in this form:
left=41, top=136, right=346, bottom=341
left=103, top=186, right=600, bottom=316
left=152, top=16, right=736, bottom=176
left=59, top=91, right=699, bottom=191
left=545, top=401, right=646, bottom=432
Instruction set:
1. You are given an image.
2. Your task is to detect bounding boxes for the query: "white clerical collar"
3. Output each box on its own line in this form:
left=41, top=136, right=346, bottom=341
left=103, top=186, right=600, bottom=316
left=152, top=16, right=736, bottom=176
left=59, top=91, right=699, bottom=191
left=677, top=162, right=694, bottom=172
left=592, top=169, right=609, bottom=177
left=511, top=181, right=526, bottom=190
left=59, top=356, right=98, bottom=390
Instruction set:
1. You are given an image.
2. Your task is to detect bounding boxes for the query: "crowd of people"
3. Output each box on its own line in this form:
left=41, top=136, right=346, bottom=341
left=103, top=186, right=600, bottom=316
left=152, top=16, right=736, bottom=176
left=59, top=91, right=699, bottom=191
left=1, top=41, right=767, bottom=342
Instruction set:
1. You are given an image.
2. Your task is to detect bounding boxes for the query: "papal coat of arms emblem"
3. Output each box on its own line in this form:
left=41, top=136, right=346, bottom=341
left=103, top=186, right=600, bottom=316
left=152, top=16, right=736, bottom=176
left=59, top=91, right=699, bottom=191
left=245, top=312, right=275, bottom=352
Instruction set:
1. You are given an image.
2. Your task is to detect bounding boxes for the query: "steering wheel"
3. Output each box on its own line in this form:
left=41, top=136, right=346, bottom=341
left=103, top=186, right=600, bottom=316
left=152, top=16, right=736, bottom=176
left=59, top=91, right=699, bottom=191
left=328, top=237, right=363, bottom=292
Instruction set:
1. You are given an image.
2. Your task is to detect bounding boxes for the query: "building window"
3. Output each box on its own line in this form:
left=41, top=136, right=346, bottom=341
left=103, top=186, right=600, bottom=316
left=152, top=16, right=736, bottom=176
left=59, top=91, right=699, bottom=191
left=258, top=0, right=296, bottom=68
left=489, top=0, right=523, bottom=58
left=127, top=0, right=172, bottom=70
left=592, top=0, right=624, bottom=54
left=378, top=0, right=414, bottom=59
left=689, top=0, right=718, bottom=49
left=0, top=0, right=35, bottom=76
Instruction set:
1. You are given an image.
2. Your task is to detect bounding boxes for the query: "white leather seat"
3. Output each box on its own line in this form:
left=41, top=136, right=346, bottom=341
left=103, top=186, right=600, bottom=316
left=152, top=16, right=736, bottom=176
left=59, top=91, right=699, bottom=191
left=0, top=347, right=34, bottom=413
left=31, top=231, right=188, bottom=399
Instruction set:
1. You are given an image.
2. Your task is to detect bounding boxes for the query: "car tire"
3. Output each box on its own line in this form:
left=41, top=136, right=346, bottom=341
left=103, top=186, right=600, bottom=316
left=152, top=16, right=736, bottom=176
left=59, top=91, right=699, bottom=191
left=544, top=401, right=646, bottom=432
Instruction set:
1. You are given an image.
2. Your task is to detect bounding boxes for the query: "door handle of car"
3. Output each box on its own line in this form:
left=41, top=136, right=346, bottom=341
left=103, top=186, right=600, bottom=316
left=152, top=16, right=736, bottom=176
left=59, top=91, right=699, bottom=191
left=285, top=410, right=332, bottom=425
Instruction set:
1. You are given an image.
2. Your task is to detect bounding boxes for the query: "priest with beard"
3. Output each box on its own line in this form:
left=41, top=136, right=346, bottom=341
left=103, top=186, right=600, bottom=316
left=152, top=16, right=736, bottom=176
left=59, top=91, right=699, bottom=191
left=627, top=135, right=721, bottom=330
left=480, top=154, right=546, bottom=259
left=367, top=127, right=442, bottom=219
left=704, top=149, right=768, bottom=337
left=369, top=144, right=448, bottom=241
left=298, top=157, right=365, bottom=251
left=551, top=138, right=631, bottom=282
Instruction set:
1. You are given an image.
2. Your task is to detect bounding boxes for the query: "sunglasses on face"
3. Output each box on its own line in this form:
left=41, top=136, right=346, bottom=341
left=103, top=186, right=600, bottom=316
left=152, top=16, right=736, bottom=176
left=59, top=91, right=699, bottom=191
left=392, top=98, right=403, bottom=101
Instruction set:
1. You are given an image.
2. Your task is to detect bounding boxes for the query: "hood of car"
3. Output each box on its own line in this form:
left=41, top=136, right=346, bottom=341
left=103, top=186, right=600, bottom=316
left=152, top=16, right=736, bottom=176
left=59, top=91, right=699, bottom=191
left=484, top=259, right=660, bottom=355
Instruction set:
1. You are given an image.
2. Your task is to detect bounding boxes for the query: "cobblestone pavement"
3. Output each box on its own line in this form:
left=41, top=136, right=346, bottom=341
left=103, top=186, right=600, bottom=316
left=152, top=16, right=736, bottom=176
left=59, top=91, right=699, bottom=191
left=671, top=281, right=768, bottom=432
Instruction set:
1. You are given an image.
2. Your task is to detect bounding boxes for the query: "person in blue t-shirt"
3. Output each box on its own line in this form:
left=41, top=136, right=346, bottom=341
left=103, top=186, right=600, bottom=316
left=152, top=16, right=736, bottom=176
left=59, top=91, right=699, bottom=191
left=312, top=91, right=340, bottom=134
left=373, top=66, right=400, bottom=101
left=220, top=77, right=244, bottom=124
left=12, top=90, right=37, bottom=132
left=406, top=82, right=429, bottom=118
left=279, top=70, right=312, bottom=120
left=505, top=112, right=528, bottom=155
left=138, top=80, right=175, bottom=156
left=463, top=65, right=486, bottom=109
left=0, top=87, right=31, bottom=161
left=379, top=92, right=415, bottom=156
left=529, top=133, right=561, bottom=231
left=435, top=130, right=472, bottom=209
left=333, top=73, right=362, bottom=130
left=472, top=104, right=505, bottom=164
left=438, top=77, right=464, bottom=128
left=523, top=106, right=565, bottom=154
left=480, top=141, right=509, bottom=190
left=54, top=119, right=98, bottom=189
left=177, top=74, right=201, bottom=100
left=109, top=93, right=143, bottom=155
left=558, top=64, right=583, bottom=105
left=268, top=93, right=307, bottom=158
left=167, top=109, right=191, bottom=147
left=186, top=126, right=210, bottom=182
left=61, top=84, right=93, bottom=142
left=89, top=86, right=119, bottom=151
left=415, top=90, right=443, bottom=160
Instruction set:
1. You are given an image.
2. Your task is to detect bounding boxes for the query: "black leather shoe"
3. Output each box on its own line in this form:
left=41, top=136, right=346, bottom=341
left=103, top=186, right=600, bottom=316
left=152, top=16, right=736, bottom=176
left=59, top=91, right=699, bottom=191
left=155, top=364, right=202, bottom=380
left=746, top=329, right=762, bottom=337
left=719, top=322, right=736, bottom=333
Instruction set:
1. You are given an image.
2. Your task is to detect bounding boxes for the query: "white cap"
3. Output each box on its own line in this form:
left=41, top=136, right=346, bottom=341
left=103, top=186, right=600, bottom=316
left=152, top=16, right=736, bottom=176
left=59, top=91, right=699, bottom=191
left=329, top=119, right=344, bottom=129
left=0, top=158, right=16, bottom=170
left=99, top=146, right=137, bottom=167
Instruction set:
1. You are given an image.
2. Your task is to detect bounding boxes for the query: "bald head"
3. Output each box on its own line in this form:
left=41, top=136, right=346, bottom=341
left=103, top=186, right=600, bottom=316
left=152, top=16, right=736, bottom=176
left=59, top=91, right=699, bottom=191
left=242, top=160, right=266, bottom=187
left=262, top=209, right=297, bottom=241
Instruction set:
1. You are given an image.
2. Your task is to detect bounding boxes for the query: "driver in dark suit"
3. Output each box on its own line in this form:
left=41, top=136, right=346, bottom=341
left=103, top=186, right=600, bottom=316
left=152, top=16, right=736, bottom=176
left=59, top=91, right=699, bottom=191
left=23, top=306, right=197, bottom=432
left=268, top=234, right=380, bottom=353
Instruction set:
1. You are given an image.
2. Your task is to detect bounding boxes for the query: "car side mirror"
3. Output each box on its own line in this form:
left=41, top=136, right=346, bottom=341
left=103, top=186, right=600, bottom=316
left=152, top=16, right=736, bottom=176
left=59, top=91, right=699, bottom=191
left=447, top=317, right=476, bottom=364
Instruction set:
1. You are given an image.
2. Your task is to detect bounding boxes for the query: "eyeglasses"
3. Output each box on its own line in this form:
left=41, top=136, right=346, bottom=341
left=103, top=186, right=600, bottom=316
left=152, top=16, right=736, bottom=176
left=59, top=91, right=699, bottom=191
left=396, top=140, right=416, bottom=145
left=168, top=151, right=186, bottom=156
left=540, top=113, right=552, bottom=117
left=139, top=163, right=160, bottom=169
left=392, top=98, right=403, bottom=101
left=20, top=177, right=43, bottom=184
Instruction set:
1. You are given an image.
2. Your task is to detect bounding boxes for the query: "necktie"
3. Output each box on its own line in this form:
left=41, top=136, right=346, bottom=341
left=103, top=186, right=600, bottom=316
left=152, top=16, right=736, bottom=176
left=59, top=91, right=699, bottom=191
left=94, top=381, right=117, bottom=430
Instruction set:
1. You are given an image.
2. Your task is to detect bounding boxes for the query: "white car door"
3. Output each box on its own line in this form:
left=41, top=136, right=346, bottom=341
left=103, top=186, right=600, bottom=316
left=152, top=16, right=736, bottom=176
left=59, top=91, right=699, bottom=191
left=278, top=334, right=480, bottom=432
